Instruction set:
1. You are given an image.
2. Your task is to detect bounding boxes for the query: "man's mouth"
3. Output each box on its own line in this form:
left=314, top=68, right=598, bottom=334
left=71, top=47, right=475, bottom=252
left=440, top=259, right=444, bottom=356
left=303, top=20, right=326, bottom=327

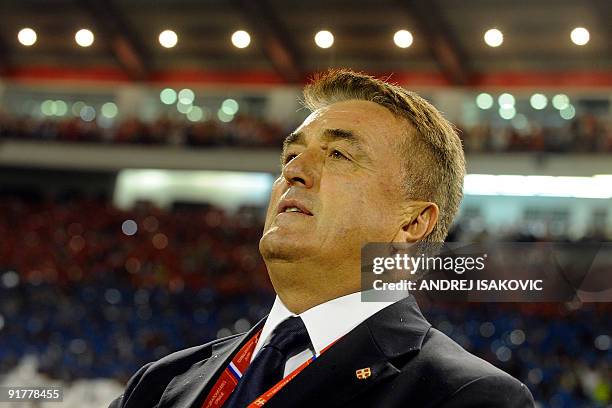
left=277, top=199, right=314, bottom=216
left=283, top=206, right=306, bottom=214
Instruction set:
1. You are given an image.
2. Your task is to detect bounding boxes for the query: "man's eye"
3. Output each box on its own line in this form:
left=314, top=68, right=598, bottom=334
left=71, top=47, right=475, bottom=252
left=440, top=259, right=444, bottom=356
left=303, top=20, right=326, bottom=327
left=330, top=150, right=348, bottom=160
left=283, top=153, right=297, bottom=164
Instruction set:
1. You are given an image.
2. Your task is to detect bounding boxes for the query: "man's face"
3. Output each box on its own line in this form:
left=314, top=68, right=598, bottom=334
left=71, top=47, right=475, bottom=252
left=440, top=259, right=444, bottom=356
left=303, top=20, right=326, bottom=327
left=259, top=99, right=410, bottom=267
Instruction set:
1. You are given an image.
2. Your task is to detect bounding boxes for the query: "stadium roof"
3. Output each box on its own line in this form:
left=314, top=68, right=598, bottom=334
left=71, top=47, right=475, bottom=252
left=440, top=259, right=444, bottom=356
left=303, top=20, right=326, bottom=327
left=0, top=0, right=610, bottom=86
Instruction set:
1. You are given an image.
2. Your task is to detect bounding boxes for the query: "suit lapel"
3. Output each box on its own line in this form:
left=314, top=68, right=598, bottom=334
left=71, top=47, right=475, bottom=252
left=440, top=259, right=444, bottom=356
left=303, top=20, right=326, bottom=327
left=158, top=318, right=266, bottom=408
left=264, top=324, right=400, bottom=408
left=156, top=295, right=431, bottom=408
left=265, top=295, right=431, bottom=408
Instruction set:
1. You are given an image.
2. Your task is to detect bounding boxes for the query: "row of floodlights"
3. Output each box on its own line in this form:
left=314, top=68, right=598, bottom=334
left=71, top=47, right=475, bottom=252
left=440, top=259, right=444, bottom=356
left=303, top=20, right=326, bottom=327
left=476, top=93, right=573, bottom=110
left=37, top=94, right=237, bottom=124
left=39, top=100, right=118, bottom=121
left=15, top=27, right=591, bottom=49
left=483, top=27, right=590, bottom=47
left=476, top=92, right=577, bottom=121
left=159, top=88, right=240, bottom=122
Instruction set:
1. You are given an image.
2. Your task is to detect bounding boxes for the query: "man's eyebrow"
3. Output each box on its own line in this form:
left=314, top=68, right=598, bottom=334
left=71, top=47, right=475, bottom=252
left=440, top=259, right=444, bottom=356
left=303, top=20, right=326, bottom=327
left=281, top=128, right=372, bottom=163
left=282, top=131, right=306, bottom=151
left=322, top=129, right=372, bottom=163
left=321, top=128, right=359, bottom=144
left=283, top=128, right=362, bottom=149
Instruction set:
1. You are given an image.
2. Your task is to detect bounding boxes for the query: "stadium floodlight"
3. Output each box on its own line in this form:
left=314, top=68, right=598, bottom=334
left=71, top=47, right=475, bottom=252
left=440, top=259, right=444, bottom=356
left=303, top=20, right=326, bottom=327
left=160, top=88, right=177, bottom=105
left=529, top=94, right=548, bottom=110
left=511, top=113, right=528, bottom=130
left=475, top=93, right=494, bottom=110
left=231, top=30, right=251, bottom=48
left=17, top=28, right=37, bottom=46
left=464, top=174, right=612, bottom=199
left=314, top=30, right=334, bottom=48
left=79, top=106, right=96, bottom=122
left=552, top=94, right=570, bottom=110
left=101, top=102, right=118, bottom=119
left=560, top=105, right=576, bottom=120
left=498, top=106, right=516, bottom=120
left=570, top=27, right=589, bottom=46
left=393, top=30, right=413, bottom=48
left=177, top=101, right=193, bottom=114
left=71, top=101, right=85, bottom=117
left=114, top=169, right=274, bottom=210
left=54, top=100, right=68, bottom=116
left=159, top=30, right=178, bottom=48
left=484, top=28, right=503, bottom=47
left=121, top=220, right=138, bottom=236
left=187, top=106, right=204, bottom=122
left=217, top=109, right=234, bottom=123
left=498, top=93, right=515, bottom=108
left=75, top=29, right=94, bottom=47
left=40, top=100, right=55, bottom=116
left=221, top=99, right=239, bottom=115
left=178, top=89, right=195, bottom=104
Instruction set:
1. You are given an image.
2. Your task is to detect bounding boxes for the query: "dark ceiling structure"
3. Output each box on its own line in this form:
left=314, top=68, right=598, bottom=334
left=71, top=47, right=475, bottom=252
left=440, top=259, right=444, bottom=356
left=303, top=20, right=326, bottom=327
left=0, top=0, right=610, bottom=86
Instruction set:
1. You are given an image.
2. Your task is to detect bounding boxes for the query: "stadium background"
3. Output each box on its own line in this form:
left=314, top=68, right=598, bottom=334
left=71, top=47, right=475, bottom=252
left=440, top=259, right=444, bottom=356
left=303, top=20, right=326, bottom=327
left=0, top=0, right=610, bottom=406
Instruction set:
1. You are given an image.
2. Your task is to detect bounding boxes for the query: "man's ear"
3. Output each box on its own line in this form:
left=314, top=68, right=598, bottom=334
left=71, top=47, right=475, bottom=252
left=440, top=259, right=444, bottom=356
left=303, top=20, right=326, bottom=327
left=394, top=202, right=439, bottom=243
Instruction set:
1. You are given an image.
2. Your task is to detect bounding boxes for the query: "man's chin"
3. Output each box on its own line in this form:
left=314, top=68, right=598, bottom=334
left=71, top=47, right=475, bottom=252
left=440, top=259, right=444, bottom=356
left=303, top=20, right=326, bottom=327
left=259, top=232, right=312, bottom=262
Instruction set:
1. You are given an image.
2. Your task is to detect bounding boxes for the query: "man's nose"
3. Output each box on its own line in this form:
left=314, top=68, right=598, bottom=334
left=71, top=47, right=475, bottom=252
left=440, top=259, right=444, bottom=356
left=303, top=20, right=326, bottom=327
left=281, top=150, right=318, bottom=188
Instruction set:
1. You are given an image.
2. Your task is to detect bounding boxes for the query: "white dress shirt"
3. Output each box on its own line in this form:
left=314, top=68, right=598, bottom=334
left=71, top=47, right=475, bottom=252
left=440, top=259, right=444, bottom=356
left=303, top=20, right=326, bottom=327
left=250, top=291, right=395, bottom=377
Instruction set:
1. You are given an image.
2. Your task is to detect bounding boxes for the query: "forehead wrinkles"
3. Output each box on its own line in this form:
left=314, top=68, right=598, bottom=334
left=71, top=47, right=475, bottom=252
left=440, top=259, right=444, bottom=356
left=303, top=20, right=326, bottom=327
left=296, top=105, right=401, bottom=158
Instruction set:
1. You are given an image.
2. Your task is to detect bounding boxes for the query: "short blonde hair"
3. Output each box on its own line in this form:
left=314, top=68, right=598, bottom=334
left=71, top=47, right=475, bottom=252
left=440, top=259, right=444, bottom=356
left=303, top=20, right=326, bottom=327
left=302, top=69, right=465, bottom=242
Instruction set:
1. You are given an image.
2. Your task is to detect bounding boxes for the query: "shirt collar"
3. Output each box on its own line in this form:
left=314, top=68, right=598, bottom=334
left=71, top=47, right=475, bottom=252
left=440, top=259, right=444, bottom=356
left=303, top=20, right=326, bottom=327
left=252, top=291, right=394, bottom=361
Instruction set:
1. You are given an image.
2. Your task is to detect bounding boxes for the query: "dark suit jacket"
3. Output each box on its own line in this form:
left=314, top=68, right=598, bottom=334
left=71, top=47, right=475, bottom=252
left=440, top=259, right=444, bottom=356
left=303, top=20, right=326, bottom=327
left=109, top=296, right=535, bottom=407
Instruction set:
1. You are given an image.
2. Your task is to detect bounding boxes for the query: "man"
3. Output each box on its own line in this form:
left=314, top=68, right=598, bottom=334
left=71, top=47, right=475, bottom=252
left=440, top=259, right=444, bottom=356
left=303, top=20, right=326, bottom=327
left=110, top=70, right=535, bottom=407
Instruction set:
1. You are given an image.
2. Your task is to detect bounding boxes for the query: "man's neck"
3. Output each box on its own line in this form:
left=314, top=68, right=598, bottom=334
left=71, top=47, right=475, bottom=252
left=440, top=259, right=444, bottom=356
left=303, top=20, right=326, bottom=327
left=265, top=260, right=360, bottom=314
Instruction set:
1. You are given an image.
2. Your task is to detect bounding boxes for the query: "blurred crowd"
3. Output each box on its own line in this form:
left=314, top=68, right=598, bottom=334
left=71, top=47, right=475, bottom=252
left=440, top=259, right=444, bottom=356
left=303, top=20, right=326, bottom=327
left=1, top=112, right=611, bottom=153
left=0, top=195, right=610, bottom=407
left=0, top=194, right=272, bottom=383
left=427, top=302, right=611, bottom=407
left=459, top=113, right=612, bottom=153
left=0, top=195, right=270, bottom=291
left=0, top=114, right=287, bottom=148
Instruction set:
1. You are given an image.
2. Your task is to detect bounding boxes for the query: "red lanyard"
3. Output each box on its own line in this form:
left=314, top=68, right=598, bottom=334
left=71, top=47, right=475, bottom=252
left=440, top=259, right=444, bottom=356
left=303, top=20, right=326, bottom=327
left=201, top=330, right=262, bottom=408
left=201, top=330, right=336, bottom=408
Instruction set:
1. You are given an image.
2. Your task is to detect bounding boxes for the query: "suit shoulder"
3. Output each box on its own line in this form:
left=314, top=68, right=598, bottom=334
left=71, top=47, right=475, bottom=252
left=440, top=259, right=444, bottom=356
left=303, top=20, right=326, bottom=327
left=109, top=334, right=242, bottom=408
left=439, top=373, right=535, bottom=407
left=397, top=327, right=533, bottom=405
left=419, top=327, right=516, bottom=381
left=150, top=332, right=243, bottom=374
